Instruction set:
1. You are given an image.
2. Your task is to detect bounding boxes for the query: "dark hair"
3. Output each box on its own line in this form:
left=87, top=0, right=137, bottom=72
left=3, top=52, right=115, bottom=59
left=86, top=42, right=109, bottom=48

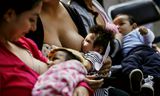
left=89, top=25, right=115, bottom=55
left=48, top=48, right=81, bottom=61
left=0, top=0, right=42, bottom=21
left=70, top=0, right=98, bottom=25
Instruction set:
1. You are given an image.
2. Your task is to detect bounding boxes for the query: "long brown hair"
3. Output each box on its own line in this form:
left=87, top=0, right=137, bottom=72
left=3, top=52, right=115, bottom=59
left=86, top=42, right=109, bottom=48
left=70, top=0, right=98, bottom=24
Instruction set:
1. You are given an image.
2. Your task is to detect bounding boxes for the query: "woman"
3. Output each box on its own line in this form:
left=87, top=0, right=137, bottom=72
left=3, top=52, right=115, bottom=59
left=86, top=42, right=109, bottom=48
left=0, top=0, right=94, bottom=96
left=0, top=0, right=47, bottom=95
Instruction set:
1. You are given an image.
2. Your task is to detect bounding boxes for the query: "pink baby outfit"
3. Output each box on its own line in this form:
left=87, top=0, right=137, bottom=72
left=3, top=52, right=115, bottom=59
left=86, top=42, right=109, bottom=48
left=32, top=60, right=88, bottom=96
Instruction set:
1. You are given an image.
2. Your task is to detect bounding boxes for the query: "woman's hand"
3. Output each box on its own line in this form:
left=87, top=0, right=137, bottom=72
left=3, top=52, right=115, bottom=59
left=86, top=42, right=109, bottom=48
left=73, top=86, right=89, bottom=96
left=83, top=56, right=111, bottom=91
left=84, top=75, right=104, bottom=91
left=98, top=56, right=112, bottom=77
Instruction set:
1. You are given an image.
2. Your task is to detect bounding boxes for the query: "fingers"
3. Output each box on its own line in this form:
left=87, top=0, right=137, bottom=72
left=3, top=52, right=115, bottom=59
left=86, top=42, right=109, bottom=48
left=84, top=76, right=104, bottom=90
left=51, top=45, right=59, bottom=50
left=83, top=56, right=112, bottom=91
left=98, top=56, right=111, bottom=77
left=101, top=62, right=111, bottom=69
left=100, top=64, right=111, bottom=71
left=98, top=70, right=109, bottom=77
left=102, top=56, right=112, bottom=67
left=85, top=74, right=97, bottom=79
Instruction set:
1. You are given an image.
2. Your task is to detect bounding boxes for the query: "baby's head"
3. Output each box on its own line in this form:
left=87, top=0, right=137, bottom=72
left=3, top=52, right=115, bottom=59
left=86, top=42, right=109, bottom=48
left=48, top=48, right=92, bottom=70
left=113, top=14, right=137, bottom=35
left=48, top=48, right=81, bottom=65
left=82, top=25, right=115, bottom=55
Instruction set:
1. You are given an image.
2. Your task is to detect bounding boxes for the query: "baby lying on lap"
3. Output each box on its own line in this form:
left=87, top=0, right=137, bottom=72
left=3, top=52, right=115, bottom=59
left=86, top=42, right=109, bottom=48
left=32, top=48, right=103, bottom=96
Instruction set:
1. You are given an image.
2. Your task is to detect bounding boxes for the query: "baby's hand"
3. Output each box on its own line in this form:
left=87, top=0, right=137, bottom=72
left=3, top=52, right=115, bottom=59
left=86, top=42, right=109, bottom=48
left=139, top=26, right=148, bottom=35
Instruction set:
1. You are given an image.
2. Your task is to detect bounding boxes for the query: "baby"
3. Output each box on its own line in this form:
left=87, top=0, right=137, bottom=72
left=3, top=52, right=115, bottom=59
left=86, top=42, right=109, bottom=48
left=113, top=14, right=158, bottom=96
left=113, top=14, right=155, bottom=57
left=82, top=25, right=115, bottom=74
left=32, top=48, right=92, bottom=96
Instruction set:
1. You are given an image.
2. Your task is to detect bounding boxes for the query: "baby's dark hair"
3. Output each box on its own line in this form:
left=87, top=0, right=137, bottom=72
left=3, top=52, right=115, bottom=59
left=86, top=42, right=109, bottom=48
left=48, top=48, right=81, bottom=61
left=89, top=25, right=115, bottom=55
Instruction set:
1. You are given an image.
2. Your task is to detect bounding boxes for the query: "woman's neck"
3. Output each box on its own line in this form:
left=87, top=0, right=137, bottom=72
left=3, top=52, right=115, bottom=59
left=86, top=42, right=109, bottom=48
left=0, top=27, right=9, bottom=46
left=84, top=0, right=93, bottom=10
left=0, top=38, right=13, bottom=50
left=41, top=1, right=62, bottom=15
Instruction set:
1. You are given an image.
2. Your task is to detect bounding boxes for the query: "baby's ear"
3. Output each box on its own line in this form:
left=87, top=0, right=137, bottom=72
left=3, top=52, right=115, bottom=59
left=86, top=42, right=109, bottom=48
left=132, top=23, right=137, bottom=29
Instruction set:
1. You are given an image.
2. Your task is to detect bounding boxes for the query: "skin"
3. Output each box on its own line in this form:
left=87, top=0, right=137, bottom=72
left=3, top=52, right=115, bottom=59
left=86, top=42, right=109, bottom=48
left=82, top=33, right=96, bottom=53
left=41, top=0, right=84, bottom=51
left=82, top=33, right=103, bottom=54
left=113, top=15, right=135, bottom=36
left=73, top=86, right=90, bottom=96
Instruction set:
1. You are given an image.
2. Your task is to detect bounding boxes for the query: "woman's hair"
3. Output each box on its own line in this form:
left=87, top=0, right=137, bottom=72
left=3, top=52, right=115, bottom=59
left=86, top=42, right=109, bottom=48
left=70, top=0, right=98, bottom=25
left=0, top=0, right=42, bottom=21
left=89, top=25, right=115, bottom=55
